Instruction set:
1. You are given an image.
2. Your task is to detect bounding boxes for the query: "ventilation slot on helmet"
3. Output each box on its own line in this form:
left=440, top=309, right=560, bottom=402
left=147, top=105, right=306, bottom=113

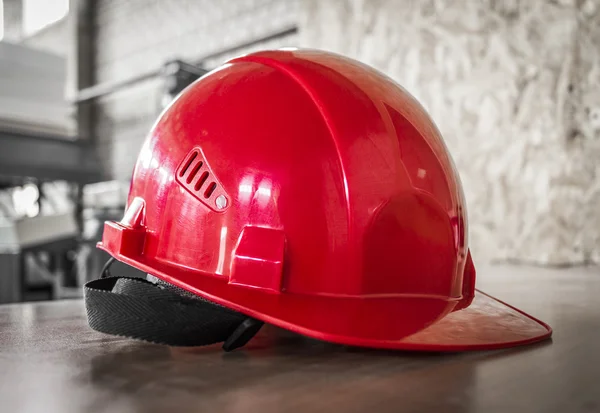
left=180, top=151, right=198, bottom=177
left=176, top=148, right=230, bottom=212
left=187, top=161, right=204, bottom=184
left=204, top=182, right=217, bottom=198
left=195, top=171, right=209, bottom=191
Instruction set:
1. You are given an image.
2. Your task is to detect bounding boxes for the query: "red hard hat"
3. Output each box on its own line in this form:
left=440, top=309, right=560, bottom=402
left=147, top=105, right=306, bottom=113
left=85, top=49, right=551, bottom=351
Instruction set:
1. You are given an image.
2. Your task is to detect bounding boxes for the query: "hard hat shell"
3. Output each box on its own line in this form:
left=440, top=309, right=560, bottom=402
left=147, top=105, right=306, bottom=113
left=99, top=49, right=551, bottom=350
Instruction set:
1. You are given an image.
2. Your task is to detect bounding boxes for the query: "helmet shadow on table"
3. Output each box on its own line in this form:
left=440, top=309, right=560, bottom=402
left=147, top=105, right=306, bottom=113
left=86, top=324, right=552, bottom=397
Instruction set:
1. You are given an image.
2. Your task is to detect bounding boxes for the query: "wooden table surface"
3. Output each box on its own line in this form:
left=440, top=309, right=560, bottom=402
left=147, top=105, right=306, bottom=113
left=1, top=265, right=599, bottom=413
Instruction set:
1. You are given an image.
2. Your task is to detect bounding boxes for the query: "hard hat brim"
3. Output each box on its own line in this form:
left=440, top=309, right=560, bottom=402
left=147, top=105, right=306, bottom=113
left=382, top=289, right=552, bottom=351
left=101, top=247, right=551, bottom=352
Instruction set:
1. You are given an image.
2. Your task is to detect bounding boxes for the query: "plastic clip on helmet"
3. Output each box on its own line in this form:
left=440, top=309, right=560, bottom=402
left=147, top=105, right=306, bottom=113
left=84, top=49, right=552, bottom=352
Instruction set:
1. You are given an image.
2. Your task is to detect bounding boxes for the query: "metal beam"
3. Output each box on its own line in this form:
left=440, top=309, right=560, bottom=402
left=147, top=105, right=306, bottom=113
left=69, top=0, right=96, bottom=140
left=69, top=0, right=97, bottom=232
left=74, top=26, right=299, bottom=103
left=0, top=129, right=103, bottom=184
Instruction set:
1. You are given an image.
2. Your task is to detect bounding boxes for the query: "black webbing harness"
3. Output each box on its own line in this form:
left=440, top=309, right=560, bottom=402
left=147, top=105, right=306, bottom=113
left=83, top=258, right=264, bottom=351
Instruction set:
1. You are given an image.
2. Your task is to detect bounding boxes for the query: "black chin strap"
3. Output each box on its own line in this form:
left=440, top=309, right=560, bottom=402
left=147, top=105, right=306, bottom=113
left=84, top=266, right=263, bottom=351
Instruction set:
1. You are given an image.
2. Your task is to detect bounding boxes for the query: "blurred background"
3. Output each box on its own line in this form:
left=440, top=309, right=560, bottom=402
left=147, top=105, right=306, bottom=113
left=0, top=0, right=598, bottom=304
